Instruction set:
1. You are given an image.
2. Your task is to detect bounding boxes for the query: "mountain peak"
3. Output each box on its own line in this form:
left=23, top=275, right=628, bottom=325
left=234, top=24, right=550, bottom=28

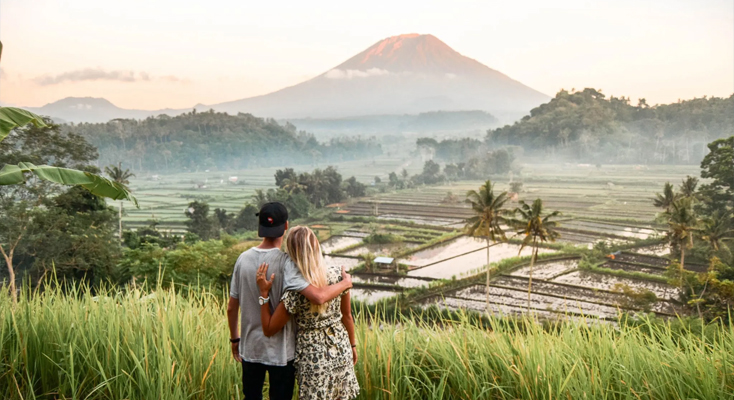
left=335, top=33, right=483, bottom=75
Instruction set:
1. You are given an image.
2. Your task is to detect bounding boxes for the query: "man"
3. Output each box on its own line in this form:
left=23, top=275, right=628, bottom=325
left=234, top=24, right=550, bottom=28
left=226, top=202, right=352, bottom=400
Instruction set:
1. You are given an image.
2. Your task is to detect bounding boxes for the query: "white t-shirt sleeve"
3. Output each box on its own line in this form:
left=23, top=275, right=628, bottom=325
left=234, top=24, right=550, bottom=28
left=283, top=259, right=310, bottom=292
left=229, top=261, right=240, bottom=299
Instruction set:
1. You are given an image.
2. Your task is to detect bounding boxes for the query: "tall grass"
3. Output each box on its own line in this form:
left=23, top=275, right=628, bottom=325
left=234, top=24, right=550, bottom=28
left=1, top=283, right=732, bottom=399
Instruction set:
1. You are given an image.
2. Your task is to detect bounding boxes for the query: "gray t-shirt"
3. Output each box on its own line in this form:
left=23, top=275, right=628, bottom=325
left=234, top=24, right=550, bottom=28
left=229, top=247, right=309, bottom=366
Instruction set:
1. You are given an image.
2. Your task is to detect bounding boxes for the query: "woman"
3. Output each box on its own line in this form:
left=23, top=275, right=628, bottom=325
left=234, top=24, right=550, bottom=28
left=256, top=225, right=360, bottom=400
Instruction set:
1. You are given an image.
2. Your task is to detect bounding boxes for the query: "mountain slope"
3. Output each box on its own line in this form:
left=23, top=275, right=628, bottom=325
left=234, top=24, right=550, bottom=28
left=28, top=97, right=188, bottom=124
left=27, top=34, right=549, bottom=124
left=211, top=34, right=549, bottom=121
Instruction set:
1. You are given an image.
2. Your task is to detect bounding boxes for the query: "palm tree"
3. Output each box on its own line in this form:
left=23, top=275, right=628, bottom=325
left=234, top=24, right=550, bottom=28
left=510, top=199, right=561, bottom=312
left=666, top=197, right=702, bottom=315
left=666, top=198, right=697, bottom=281
left=251, top=189, right=267, bottom=208
left=699, top=210, right=733, bottom=252
left=653, top=182, right=678, bottom=213
left=465, top=180, right=510, bottom=312
left=679, top=176, right=699, bottom=199
left=105, top=163, right=135, bottom=242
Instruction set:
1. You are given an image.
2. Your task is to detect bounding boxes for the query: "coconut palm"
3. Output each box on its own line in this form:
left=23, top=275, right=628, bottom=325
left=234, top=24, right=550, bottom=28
left=679, top=176, right=699, bottom=199
left=666, top=197, right=697, bottom=281
left=251, top=189, right=267, bottom=208
left=510, top=199, right=561, bottom=312
left=465, top=180, right=510, bottom=312
left=698, top=210, right=733, bottom=252
left=666, top=197, right=703, bottom=315
left=653, top=182, right=678, bottom=213
left=105, top=163, right=135, bottom=241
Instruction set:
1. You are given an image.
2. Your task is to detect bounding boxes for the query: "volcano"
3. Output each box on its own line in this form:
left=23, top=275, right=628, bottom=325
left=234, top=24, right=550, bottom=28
left=29, top=34, right=549, bottom=124
left=211, top=34, right=549, bottom=121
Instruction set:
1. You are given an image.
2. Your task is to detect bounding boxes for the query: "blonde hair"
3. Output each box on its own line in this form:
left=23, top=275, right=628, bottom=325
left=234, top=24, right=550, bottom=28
left=286, top=226, right=329, bottom=314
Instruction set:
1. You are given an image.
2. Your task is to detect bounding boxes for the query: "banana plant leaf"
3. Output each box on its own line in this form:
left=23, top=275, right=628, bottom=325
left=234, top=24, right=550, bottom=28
left=0, top=107, right=48, bottom=142
left=0, top=162, right=139, bottom=207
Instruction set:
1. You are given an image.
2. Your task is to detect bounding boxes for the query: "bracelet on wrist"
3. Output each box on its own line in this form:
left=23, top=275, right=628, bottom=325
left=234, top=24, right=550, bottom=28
left=230, top=338, right=240, bottom=343
left=351, top=344, right=357, bottom=348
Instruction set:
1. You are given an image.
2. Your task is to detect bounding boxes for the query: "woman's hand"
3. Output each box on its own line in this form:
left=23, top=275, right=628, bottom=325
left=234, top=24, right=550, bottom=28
left=256, top=263, right=274, bottom=297
left=351, top=346, right=358, bottom=365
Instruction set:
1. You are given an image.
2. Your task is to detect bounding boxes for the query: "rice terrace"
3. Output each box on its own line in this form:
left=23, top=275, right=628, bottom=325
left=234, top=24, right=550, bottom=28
left=2, top=2, right=734, bottom=400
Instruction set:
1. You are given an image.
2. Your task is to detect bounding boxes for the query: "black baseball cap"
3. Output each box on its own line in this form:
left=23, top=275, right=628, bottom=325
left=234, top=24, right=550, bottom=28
left=257, top=202, right=288, bottom=238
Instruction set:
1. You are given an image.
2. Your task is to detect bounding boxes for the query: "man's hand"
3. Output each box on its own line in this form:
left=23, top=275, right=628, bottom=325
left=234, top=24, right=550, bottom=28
left=341, top=266, right=352, bottom=288
left=231, top=342, right=242, bottom=362
left=256, top=263, right=274, bottom=297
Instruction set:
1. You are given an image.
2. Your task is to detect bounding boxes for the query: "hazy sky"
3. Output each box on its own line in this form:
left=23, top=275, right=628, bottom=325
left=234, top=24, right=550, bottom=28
left=0, top=0, right=732, bottom=110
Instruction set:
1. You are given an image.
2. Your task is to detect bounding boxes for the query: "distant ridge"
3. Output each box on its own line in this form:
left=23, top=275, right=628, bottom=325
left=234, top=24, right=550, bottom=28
left=27, top=97, right=188, bottom=124
left=26, top=34, right=549, bottom=124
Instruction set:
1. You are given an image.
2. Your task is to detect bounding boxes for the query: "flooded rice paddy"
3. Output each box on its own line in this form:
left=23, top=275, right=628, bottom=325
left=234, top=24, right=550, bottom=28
left=492, top=275, right=679, bottom=315
left=510, top=259, right=578, bottom=280
left=633, top=244, right=671, bottom=256
left=323, top=255, right=361, bottom=271
left=560, top=220, right=658, bottom=240
left=452, top=285, right=624, bottom=319
left=401, top=236, right=487, bottom=268
left=552, top=270, right=677, bottom=300
left=350, top=288, right=399, bottom=304
left=406, top=242, right=551, bottom=280
left=320, top=236, right=363, bottom=253
left=341, top=242, right=420, bottom=257
left=351, top=274, right=429, bottom=288
left=422, top=296, right=565, bottom=320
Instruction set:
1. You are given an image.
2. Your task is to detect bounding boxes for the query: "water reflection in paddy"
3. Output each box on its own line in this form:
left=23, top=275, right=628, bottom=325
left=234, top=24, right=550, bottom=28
left=323, top=255, right=361, bottom=271
left=454, top=284, right=623, bottom=319
left=320, top=236, right=363, bottom=253
left=342, top=242, right=419, bottom=257
left=402, top=236, right=486, bottom=268
left=408, top=243, right=551, bottom=279
left=352, top=274, right=429, bottom=288
left=552, top=270, right=677, bottom=300
left=350, top=288, right=399, bottom=304
left=510, top=259, right=578, bottom=280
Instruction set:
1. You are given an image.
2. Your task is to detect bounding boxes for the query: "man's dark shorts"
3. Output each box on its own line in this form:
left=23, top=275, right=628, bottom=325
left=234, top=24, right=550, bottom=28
left=241, top=360, right=296, bottom=400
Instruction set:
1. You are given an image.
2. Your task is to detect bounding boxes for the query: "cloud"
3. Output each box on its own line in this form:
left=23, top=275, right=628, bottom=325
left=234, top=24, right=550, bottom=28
left=161, top=75, right=192, bottom=84
left=325, top=68, right=390, bottom=79
left=33, top=68, right=150, bottom=85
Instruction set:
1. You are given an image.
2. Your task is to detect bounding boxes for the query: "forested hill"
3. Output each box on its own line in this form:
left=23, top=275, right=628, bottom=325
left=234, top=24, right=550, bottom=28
left=488, top=88, right=733, bottom=164
left=67, top=110, right=382, bottom=172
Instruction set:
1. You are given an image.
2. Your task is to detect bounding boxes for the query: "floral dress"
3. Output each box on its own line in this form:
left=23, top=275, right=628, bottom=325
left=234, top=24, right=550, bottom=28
left=281, top=265, right=360, bottom=400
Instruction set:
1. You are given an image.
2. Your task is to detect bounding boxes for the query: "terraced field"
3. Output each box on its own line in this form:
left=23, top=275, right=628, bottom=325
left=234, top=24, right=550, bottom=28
left=116, top=155, right=423, bottom=232
left=345, top=164, right=697, bottom=233
left=421, top=253, right=683, bottom=319
left=117, top=162, right=697, bottom=317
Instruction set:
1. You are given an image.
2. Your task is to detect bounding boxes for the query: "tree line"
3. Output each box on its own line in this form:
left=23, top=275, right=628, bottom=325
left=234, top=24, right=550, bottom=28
left=652, top=136, right=734, bottom=321
left=66, top=110, right=383, bottom=172
left=488, top=88, right=733, bottom=164
left=174, top=166, right=367, bottom=242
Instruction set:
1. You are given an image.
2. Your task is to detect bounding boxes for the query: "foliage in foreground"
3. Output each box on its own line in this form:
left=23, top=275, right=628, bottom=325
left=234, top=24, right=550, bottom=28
left=1, top=284, right=732, bottom=400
